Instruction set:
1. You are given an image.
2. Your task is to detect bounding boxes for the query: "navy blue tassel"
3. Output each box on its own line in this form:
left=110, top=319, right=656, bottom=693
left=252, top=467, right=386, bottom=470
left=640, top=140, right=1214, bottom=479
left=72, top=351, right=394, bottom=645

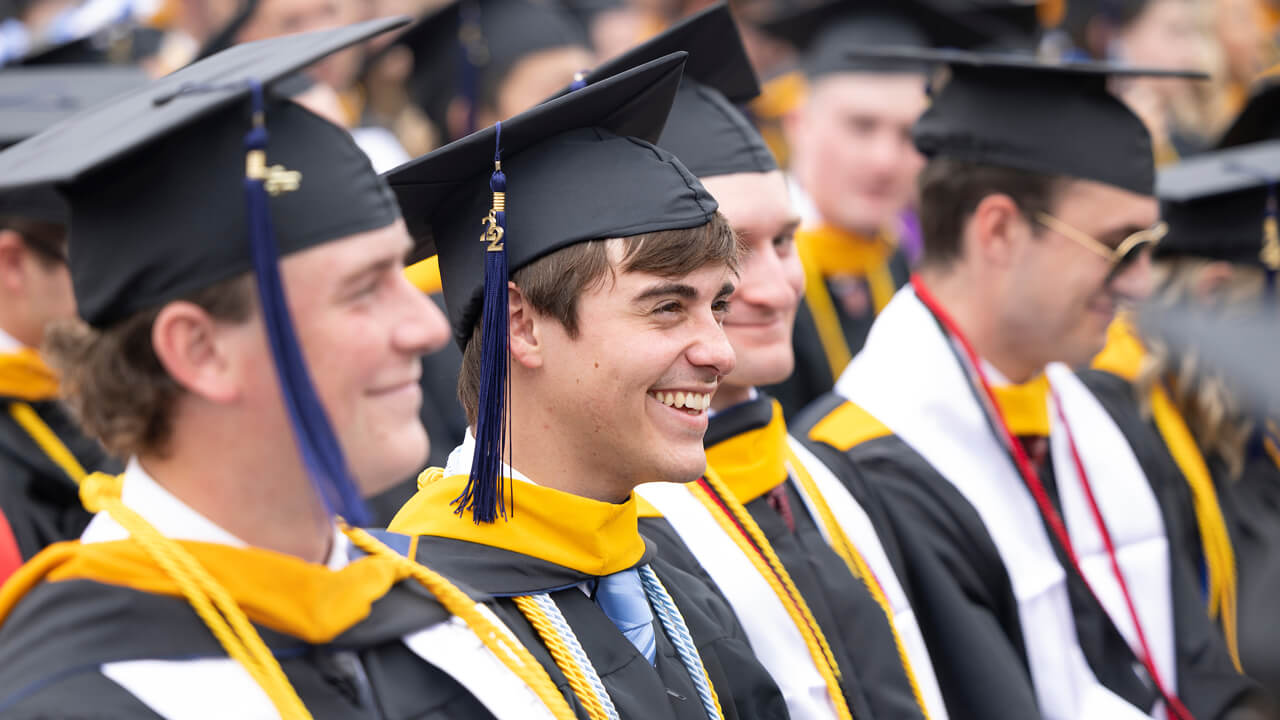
left=569, top=70, right=587, bottom=91
left=242, top=80, right=370, bottom=527
left=454, top=120, right=511, bottom=523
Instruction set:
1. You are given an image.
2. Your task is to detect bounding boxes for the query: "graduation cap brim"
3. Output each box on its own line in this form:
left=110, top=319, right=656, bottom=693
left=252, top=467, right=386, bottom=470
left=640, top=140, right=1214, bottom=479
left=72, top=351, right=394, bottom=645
left=0, top=66, right=148, bottom=147
left=1217, top=76, right=1280, bottom=149
left=573, top=3, right=757, bottom=103
left=0, top=16, right=411, bottom=192
left=842, top=45, right=1209, bottom=80
left=385, top=50, right=690, bottom=260
left=762, top=0, right=1003, bottom=57
left=1157, top=140, right=1280, bottom=203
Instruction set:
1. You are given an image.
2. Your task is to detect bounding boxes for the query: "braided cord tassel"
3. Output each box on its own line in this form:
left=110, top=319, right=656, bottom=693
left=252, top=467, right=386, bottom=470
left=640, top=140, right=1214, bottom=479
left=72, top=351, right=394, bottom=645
left=80, top=473, right=311, bottom=720
left=636, top=565, right=724, bottom=720
left=783, top=448, right=931, bottom=718
left=512, top=594, right=620, bottom=720
left=341, top=526, right=578, bottom=720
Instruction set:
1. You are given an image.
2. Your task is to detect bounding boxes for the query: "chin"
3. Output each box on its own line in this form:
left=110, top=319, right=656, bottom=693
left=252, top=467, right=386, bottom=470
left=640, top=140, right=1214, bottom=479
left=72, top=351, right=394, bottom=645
left=655, top=445, right=709, bottom=485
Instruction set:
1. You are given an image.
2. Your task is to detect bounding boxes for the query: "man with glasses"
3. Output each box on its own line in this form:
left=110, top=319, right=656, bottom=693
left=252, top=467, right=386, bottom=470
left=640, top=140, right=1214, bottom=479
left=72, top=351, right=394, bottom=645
left=795, top=49, right=1273, bottom=720
left=0, top=67, right=143, bottom=580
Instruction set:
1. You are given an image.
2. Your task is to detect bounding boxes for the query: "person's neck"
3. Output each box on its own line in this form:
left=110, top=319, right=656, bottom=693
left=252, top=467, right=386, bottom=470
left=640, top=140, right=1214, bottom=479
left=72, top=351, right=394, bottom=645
left=916, top=267, right=1043, bottom=385
left=505, top=401, right=636, bottom=504
left=710, top=383, right=754, bottom=413
left=0, top=314, right=36, bottom=350
left=142, top=418, right=333, bottom=564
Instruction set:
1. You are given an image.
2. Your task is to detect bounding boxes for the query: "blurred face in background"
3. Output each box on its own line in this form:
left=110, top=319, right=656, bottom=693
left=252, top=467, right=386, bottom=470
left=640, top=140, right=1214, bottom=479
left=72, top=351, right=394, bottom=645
left=786, top=71, right=927, bottom=235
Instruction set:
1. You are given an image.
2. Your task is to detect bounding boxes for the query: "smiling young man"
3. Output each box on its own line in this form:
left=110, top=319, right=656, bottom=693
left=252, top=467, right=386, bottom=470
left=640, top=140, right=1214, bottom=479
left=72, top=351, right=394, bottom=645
left=384, top=53, right=788, bottom=720
left=566, top=6, right=948, bottom=720
left=795, top=48, right=1273, bottom=720
left=0, top=22, right=596, bottom=720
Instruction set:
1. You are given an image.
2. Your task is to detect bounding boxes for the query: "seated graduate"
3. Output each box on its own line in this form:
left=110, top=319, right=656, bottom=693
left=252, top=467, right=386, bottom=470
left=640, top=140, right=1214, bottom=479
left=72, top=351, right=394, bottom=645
left=0, top=65, right=143, bottom=580
left=383, top=52, right=789, bottom=720
left=0, top=20, right=587, bottom=720
left=570, top=5, right=945, bottom=720
left=793, top=48, right=1274, bottom=720
left=1086, top=135, right=1280, bottom=703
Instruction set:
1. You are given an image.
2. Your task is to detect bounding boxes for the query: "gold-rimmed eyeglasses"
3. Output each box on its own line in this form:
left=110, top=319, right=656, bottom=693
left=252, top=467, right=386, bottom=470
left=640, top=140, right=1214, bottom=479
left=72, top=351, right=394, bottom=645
left=1034, top=212, right=1168, bottom=277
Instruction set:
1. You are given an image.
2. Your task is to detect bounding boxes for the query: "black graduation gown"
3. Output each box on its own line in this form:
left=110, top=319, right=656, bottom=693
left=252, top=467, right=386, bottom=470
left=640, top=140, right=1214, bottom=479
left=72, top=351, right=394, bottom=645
left=795, top=391, right=1273, bottom=720
left=0, top=395, right=118, bottom=560
left=0, top=555, right=502, bottom=718
left=1081, top=367, right=1280, bottom=712
left=408, top=535, right=790, bottom=720
left=764, top=251, right=910, bottom=421
left=640, top=394, right=927, bottom=720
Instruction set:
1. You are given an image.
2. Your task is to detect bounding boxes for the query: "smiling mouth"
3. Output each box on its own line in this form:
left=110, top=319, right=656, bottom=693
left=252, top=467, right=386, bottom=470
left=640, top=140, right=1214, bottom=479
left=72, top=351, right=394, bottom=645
left=649, top=390, right=712, bottom=413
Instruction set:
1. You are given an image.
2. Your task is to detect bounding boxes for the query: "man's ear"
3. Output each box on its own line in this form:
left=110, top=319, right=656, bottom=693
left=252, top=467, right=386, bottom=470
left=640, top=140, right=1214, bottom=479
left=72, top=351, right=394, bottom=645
left=508, top=281, right=543, bottom=369
left=967, top=192, right=1025, bottom=270
left=150, top=301, right=242, bottom=404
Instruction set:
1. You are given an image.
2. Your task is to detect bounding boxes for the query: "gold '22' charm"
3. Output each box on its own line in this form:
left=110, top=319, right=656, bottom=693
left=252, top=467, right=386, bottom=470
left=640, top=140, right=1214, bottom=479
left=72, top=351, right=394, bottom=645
left=480, top=209, right=504, bottom=252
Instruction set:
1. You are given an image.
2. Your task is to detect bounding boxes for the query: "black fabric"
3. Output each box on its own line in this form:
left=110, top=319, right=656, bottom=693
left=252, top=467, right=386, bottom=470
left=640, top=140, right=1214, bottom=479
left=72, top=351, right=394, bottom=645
left=1079, top=368, right=1280, bottom=719
left=565, top=5, right=776, bottom=179
left=0, top=574, right=499, bottom=719
left=1218, top=75, right=1279, bottom=148
left=1224, top=446, right=1280, bottom=706
left=384, top=53, right=719, bottom=347
left=849, top=47, right=1203, bottom=196
left=0, top=398, right=118, bottom=561
left=0, top=19, right=409, bottom=329
left=411, top=535, right=789, bottom=720
left=1155, top=140, right=1280, bottom=268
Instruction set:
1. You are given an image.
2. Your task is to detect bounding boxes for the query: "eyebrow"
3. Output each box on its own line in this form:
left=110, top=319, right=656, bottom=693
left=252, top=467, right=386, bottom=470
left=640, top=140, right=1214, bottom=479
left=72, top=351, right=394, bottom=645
left=633, top=282, right=699, bottom=303
left=715, top=282, right=735, bottom=300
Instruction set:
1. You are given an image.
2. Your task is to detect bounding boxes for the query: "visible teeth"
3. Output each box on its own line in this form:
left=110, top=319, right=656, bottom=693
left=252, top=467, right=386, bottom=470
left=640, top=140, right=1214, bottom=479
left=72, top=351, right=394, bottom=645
left=651, top=391, right=710, bottom=411
left=675, top=391, right=686, bottom=408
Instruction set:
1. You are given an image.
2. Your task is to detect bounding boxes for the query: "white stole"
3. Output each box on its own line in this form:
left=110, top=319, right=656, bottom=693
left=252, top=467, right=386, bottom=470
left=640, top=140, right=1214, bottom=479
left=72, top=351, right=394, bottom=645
left=835, top=287, right=1173, bottom=720
left=637, top=481, right=839, bottom=720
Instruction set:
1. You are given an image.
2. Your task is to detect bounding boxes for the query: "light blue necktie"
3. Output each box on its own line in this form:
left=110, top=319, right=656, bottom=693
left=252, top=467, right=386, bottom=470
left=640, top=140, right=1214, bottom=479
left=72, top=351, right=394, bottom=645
left=594, top=568, right=657, bottom=665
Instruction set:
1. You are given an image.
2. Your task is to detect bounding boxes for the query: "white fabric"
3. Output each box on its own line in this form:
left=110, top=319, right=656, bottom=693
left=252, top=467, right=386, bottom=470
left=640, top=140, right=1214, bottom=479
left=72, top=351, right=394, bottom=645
left=351, top=126, right=412, bottom=174
left=85, top=459, right=558, bottom=720
left=0, top=326, right=24, bottom=353
left=637, top=481, right=838, bottom=720
left=786, top=438, right=950, bottom=720
left=835, top=287, right=1165, bottom=720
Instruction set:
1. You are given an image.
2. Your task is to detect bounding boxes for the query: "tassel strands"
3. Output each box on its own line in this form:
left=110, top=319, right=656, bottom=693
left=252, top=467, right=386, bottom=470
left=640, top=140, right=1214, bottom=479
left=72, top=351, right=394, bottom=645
left=242, top=79, right=369, bottom=527
left=456, top=120, right=513, bottom=523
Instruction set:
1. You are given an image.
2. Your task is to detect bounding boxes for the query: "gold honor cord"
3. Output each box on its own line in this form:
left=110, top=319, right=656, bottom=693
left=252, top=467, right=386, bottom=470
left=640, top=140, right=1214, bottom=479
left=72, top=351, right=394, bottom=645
left=693, top=469, right=854, bottom=720
left=9, top=402, right=87, bottom=484
left=782, top=446, right=933, bottom=719
left=1147, top=387, right=1241, bottom=671
left=511, top=594, right=616, bottom=720
left=80, top=472, right=578, bottom=720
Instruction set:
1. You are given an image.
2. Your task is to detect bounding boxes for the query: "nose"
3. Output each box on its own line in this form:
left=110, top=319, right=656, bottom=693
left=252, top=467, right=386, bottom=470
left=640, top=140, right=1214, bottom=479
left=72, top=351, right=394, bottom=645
left=685, top=313, right=737, bottom=380
left=1108, top=248, right=1155, bottom=303
left=394, top=274, right=453, bottom=357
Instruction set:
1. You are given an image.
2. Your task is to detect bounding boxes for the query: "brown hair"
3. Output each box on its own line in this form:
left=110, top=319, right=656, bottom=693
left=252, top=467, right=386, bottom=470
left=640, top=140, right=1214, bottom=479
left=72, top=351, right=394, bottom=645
left=43, top=274, right=256, bottom=459
left=1, top=216, right=67, bottom=268
left=917, top=158, right=1066, bottom=269
left=458, top=212, right=741, bottom=425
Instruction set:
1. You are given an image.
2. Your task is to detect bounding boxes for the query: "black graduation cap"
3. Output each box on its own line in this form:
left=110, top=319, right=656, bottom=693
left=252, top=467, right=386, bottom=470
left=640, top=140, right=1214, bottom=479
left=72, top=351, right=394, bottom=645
left=565, top=3, right=776, bottom=178
left=395, top=0, right=589, bottom=139
left=0, top=65, right=146, bottom=227
left=1218, top=69, right=1280, bottom=149
left=384, top=51, right=717, bottom=522
left=761, top=0, right=1008, bottom=77
left=0, top=17, right=413, bottom=526
left=1155, top=140, right=1280, bottom=271
left=844, top=47, right=1206, bottom=195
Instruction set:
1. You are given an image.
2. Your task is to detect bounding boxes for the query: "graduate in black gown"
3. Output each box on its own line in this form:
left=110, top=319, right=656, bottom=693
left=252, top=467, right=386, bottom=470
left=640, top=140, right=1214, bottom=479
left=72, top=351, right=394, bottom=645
left=1084, top=136, right=1280, bottom=704
left=0, top=21, right=587, bottom=720
left=0, top=66, right=143, bottom=579
left=793, top=48, right=1274, bottom=720
left=383, top=52, right=788, bottom=720
left=566, top=6, right=945, bottom=719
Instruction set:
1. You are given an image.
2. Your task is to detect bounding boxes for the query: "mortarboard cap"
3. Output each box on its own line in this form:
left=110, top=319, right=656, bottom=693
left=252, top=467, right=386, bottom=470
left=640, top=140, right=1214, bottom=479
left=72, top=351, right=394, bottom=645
left=566, top=3, right=776, bottom=178
left=846, top=47, right=1205, bottom=195
left=385, top=51, right=718, bottom=521
left=396, top=0, right=589, bottom=139
left=0, top=17, right=413, bottom=526
left=1218, top=69, right=1280, bottom=149
left=1155, top=140, right=1280, bottom=271
left=761, top=0, right=1006, bottom=78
